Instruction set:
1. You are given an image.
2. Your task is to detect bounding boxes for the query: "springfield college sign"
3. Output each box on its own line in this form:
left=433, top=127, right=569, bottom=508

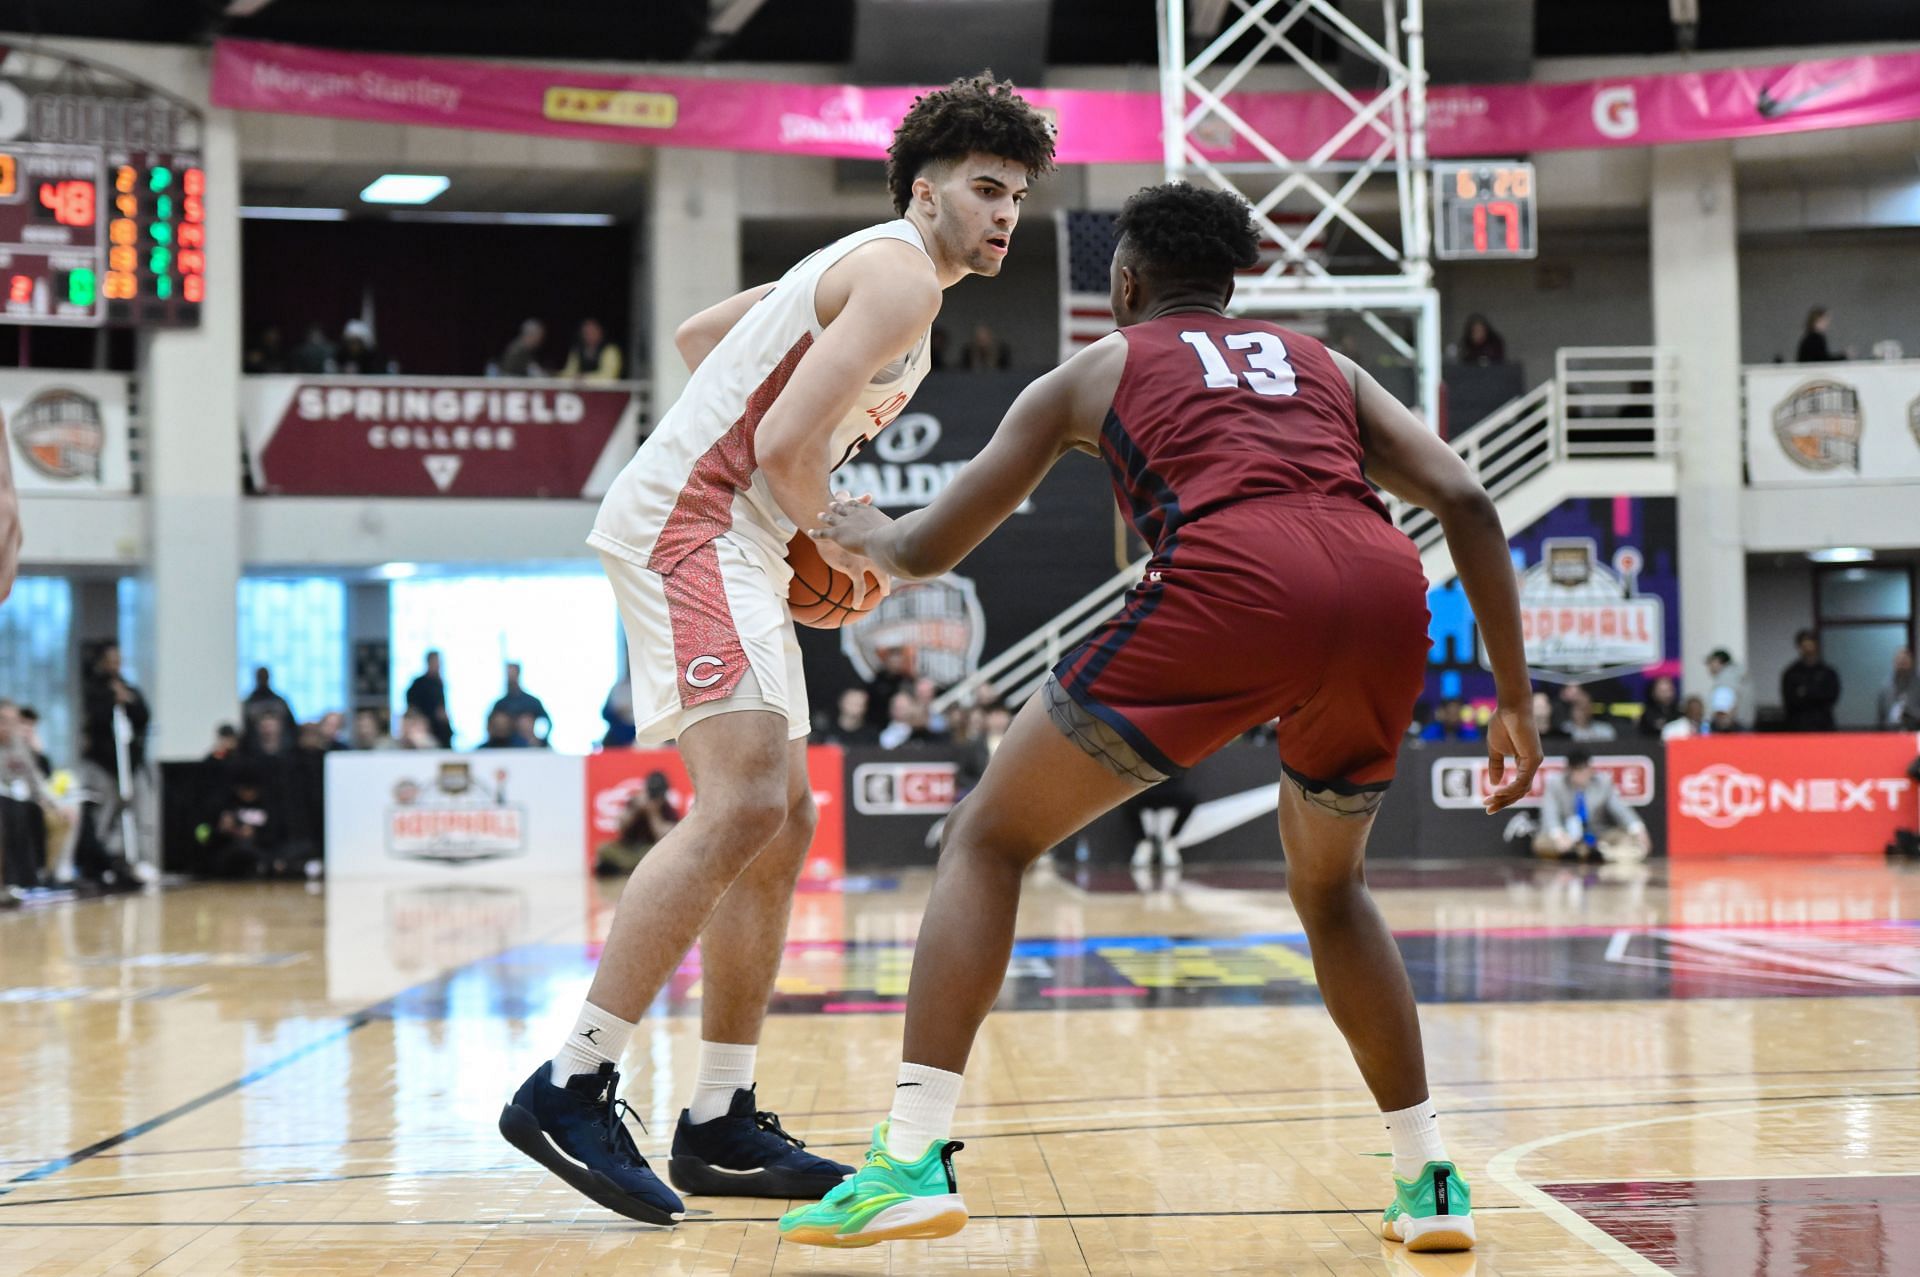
left=242, top=375, right=644, bottom=497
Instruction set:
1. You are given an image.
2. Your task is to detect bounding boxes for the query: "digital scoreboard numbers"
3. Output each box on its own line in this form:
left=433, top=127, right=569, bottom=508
left=0, top=142, right=105, bottom=325
left=1432, top=161, right=1538, bottom=261
left=0, top=61, right=204, bottom=328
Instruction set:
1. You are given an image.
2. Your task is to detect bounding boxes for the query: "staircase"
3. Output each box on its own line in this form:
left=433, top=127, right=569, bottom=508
left=934, top=347, right=1679, bottom=715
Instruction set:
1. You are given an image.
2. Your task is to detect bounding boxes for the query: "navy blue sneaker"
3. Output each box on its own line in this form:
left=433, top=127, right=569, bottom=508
left=667, top=1086, right=854, bottom=1199
left=498, top=1061, right=686, bottom=1225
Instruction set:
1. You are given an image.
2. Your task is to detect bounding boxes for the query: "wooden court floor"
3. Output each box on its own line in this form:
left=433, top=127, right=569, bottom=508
left=3, top=856, right=1918, bottom=1275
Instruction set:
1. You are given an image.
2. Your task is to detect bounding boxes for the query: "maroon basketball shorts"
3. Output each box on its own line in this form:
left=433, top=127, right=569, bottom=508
left=1051, top=496, right=1431, bottom=795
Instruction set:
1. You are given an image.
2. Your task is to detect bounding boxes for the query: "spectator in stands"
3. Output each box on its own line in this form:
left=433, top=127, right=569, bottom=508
left=1639, top=676, right=1681, bottom=737
left=1457, top=313, right=1506, bottom=365
left=312, top=711, right=348, bottom=751
left=879, top=691, right=942, bottom=749
left=561, top=318, right=623, bottom=381
left=335, top=318, right=386, bottom=374
left=478, top=709, right=525, bottom=750
left=491, top=663, right=550, bottom=741
left=204, top=767, right=285, bottom=878
left=0, top=426, right=17, bottom=603
left=1532, top=745, right=1649, bottom=862
left=821, top=688, right=880, bottom=746
left=496, top=318, right=547, bottom=377
left=602, top=676, right=637, bottom=748
left=0, top=699, right=62, bottom=889
left=1878, top=647, right=1919, bottom=730
left=1662, top=694, right=1709, bottom=741
left=405, top=651, right=454, bottom=747
left=864, top=647, right=913, bottom=730
left=1781, top=629, right=1841, bottom=731
left=911, top=675, right=949, bottom=738
left=929, top=326, right=952, bottom=371
left=1561, top=685, right=1617, bottom=742
left=1795, top=307, right=1847, bottom=363
left=248, top=713, right=291, bottom=759
left=595, top=770, right=680, bottom=877
left=1705, top=648, right=1751, bottom=731
left=290, top=323, right=335, bottom=374
left=350, top=709, right=397, bottom=750
left=956, top=704, right=1013, bottom=796
left=244, top=325, right=290, bottom=374
left=397, top=709, right=438, bottom=749
left=1531, top=690, right=1564, bottom=742
left=513, top=711, right=550, bottom=749
left=242, top=667, right=298, bottom=754
left=1421, top=697, right=1479, bottom=742
left=959, top=323, right=1011, bottom=371
left=206, top=724, right=241, bottom=761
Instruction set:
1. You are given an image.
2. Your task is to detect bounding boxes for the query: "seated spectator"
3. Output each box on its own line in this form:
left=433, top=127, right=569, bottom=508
left=1, top=700, right=66, bottom=889
left=911, top=676, right=949, bottom=738
left=1781, top=629, right=1840, bottom=732
left=290, top=323, right=335, bottom=374
left=1662, top=695, right=1709, bottom=741
left=496, top=318, right=547, bottom=377
left=206, top=724, right=241, bottom=761
left=490, top=662, right=550, bottom=741
left=1879, top=647, right=1919, bottom=731
left=595, top=771, right=680, bottom=877
left=315, top=711, right=348, bottom=751
left=879, top=691, right=942, bottom=749
left=1639, top=676, right=1681, bottom=737
left=1457, top=313, right=1505, bottom=365
left=1706, top=648, right=1749, bottom=731
left=1796, top=307, right=1846, bottom=363
left=1421, top=697, right=1479, bottom=742
left=821, top=687, right=879, bottom=746
left=478, top=709, right=525, bottom=749
left=245, top=325, right=289, bottom=374
left=513, top=711, right=551, bottom=749
left=1532, top=746, right=1649, bottom=862
left=561, top=318, right=623, bottom=381
left=335, top=318, right=386, bottom=374
left=957, top=705, right=1013, bottom=796
left=242, top=667, right=297, bottom=755
left=350, top=708, right=398, bottom=750
left=603, top=676, right=637, bottom=749
left=247, top=713, right=291, bottom=759
left=1561, top=686, right=1617, bottom=742
left=959, top=323, right=1011, bottom=371
left=1531, top=690, right=1565, bottom=742
left=863, top=647, right=913, bottom=730
left=397, top=709, right=439, bottom=749
left=203, top=768, right=286, bottom=878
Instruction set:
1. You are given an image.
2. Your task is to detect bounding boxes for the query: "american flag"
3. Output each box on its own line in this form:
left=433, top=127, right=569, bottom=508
left=1055, top=209, right=1326, bottom=363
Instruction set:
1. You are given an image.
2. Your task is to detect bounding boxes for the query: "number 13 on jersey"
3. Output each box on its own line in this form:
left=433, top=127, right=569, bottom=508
left=1179, top=330, right=1299, bottom=397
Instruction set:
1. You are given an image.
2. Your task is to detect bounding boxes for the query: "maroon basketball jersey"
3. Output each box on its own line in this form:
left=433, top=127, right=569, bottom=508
left=1102, top=313, right=1384, bottom=551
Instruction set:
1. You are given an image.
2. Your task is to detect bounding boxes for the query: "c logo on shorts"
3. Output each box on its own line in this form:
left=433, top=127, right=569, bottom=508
left=684, top=656, right=726, bottom=688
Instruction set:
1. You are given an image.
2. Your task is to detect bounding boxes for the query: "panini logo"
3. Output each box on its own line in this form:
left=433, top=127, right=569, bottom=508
left=1431, top=754, right=1654, bottom=810
left=1773, top=379, right=1862, bottom=472
left=11, top=387, right=104, bottom=480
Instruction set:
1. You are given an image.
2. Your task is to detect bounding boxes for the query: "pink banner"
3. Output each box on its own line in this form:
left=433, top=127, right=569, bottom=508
left=213, top=37, right=1920, bottom=164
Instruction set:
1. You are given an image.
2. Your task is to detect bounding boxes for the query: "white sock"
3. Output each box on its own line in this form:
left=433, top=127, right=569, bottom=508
left=1382, top=1100, right=1448, bottom=1181
left=886, top=1063, right=964, bottom=1161
left=549, top=1002, right=636, bottom=1087
left=687, top=1041, right=757, bottom=1124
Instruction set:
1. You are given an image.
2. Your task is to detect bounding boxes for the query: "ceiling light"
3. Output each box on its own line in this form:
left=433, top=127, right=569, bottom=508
left=375, top=562, right=421, bottom=580
left=359, top=174, right=450, bottom=205
left=239, top=206, right=347, bottom=221
left=1806, top=547, right=1874, bottom=564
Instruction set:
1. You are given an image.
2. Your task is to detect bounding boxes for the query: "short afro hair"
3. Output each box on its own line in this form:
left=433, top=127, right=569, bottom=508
left=887, top=72, right=1056, bottom=216
left=1115, top=183, right=1260, bottom=293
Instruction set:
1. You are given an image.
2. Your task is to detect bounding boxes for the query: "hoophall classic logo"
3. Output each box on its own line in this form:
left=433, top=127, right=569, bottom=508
left=1773, top=379, right=1862, bottom=473
left=9, top=387, right=105, bottom=480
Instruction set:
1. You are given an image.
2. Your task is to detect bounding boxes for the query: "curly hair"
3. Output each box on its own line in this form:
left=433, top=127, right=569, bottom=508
left=887, top=72, right=1056, bottom=215
left=1114, top=183, right=1260, bottom=290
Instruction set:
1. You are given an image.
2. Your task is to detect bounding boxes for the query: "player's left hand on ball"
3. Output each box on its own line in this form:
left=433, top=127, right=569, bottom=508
left=816, top=537, right=891, bottom=610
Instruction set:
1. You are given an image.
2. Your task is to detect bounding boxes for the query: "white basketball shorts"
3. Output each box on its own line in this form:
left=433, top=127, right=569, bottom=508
left=598, top=533, right=809, bottom=746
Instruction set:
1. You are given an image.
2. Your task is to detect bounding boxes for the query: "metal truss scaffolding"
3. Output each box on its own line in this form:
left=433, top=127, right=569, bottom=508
left=1158, top=0, right=1442, bottom=422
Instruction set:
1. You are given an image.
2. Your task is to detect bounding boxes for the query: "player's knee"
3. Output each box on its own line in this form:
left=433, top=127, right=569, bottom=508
left=696, top=785, right=789, bottom=853
left=939, top=796, right=1043, bottom=870
left=1285, top=860, right=1365, bottom=917
left=782, top=787, right=818, bottom=842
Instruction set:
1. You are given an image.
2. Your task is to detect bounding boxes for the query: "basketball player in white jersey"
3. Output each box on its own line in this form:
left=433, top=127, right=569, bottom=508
left=498, top=74, right=1056, bottom=1225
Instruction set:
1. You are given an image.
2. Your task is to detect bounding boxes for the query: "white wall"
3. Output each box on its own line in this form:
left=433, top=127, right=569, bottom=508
left=1739, top=229, right=1920, bottom=364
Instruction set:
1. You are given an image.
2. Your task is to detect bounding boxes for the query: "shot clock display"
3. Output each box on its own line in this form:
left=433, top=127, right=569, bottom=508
left=1432, top=161, right=1538, bottom=261
left=0, top=142, right=104, bottom=326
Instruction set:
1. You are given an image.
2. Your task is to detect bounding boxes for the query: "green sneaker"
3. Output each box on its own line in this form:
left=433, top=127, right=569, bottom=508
left=1381, top=1160, right=1475, bottom=1252
left=778, top=1121, right=967, bottom=1248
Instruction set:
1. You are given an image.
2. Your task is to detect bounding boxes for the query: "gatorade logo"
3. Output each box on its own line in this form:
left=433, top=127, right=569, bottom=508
left=684, top=656, right=726, bottom=689
left=1593, top=86, right=1640, bottom=139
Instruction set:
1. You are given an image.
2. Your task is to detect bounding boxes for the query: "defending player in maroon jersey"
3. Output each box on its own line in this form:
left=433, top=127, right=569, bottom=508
left=792, top=183, right=1542, bottom=1253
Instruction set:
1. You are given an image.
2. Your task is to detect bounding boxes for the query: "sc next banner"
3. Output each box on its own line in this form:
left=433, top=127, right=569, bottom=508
left=584, top=747, right=845, bottom=880
left=1667, top=733, right=1920, bottom=856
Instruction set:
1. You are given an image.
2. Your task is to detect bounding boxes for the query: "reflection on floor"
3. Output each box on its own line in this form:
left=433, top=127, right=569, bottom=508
left=1, top=854, right=1917, bottom=1275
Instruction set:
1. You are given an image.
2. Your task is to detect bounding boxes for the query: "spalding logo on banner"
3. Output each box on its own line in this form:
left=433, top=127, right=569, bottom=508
left=10, top=387, right=105, bottom=480
left=385, top=761, right=528, bottom=863
left=841, top=574, right=987, bottom=689
left=1773, top=379, right=1862, bottom=472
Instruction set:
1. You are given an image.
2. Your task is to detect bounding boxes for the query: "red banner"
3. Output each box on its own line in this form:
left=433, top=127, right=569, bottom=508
left=584, top=746, right=845, bottom=881
left=242, top=375, right=642, bottom=497
left=1667, top=734, right=1920, bottom=857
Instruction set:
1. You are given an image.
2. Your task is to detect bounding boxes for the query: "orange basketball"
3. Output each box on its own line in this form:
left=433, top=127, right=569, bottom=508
left=786, top=531, right=884, bottom=629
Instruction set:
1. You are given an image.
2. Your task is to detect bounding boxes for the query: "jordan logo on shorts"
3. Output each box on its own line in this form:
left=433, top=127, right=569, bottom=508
left=684, top=656, right=727, bottom=689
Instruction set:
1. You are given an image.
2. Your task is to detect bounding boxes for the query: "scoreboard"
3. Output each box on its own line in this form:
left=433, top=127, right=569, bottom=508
left=0, top=59, right=204, bottom=328
left=1432, top=161, right=1538, bottom=261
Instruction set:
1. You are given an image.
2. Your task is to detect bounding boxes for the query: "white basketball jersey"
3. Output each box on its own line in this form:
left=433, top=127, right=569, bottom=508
left=589, top=219, right=934, bottom=575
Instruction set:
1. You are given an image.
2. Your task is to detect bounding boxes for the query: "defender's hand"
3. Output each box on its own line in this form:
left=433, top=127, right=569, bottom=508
left=1484, top=703, right=1543, bottom=814
left=812, top=495, right=893, bottom=560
